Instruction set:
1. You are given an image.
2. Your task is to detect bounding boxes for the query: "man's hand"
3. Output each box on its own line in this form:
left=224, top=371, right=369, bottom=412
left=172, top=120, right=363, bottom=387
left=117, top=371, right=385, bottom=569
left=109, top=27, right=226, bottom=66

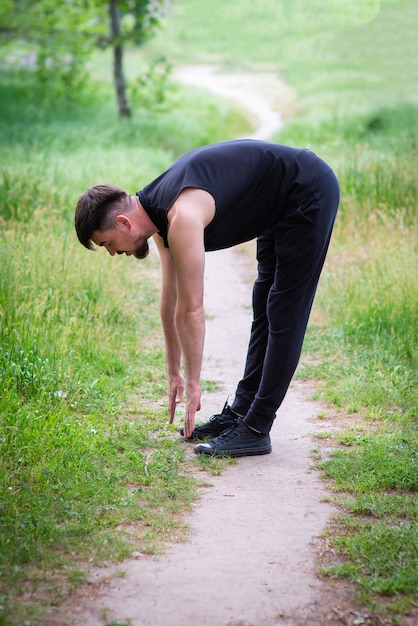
left=183, top=386, right=201, bottom=438
left=168, top=373, right=185, bottom=424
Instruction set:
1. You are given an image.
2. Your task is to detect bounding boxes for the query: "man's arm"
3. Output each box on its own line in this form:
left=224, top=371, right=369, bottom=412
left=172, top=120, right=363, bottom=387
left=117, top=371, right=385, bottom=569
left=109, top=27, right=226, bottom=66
left=153, top=234, right=185, bottom=423
left=167, top=189, right=215, bottom=437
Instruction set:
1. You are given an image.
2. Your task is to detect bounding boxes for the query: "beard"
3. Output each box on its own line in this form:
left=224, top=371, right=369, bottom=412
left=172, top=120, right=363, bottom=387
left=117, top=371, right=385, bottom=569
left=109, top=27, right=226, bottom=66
left=133, top=237, right=149, bottom=259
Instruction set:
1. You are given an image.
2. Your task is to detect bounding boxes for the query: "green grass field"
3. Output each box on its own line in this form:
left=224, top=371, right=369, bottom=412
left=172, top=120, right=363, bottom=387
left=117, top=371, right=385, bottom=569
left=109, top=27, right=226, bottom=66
left=1, top=0, right=417, bottom=623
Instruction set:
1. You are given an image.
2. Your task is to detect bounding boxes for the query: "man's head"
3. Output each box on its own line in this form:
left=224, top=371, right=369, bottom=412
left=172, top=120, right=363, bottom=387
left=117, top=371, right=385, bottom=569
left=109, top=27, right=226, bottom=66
left=75, top=184, right=150, bottom=259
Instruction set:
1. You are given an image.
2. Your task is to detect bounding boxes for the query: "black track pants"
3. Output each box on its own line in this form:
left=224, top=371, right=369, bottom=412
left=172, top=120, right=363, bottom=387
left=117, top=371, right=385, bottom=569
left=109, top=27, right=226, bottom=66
left=231, top=162, right=340, bottom=434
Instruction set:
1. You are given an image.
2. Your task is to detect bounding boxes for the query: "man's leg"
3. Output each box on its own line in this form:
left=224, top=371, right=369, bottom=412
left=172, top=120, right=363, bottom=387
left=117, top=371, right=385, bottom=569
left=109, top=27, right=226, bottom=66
left=243, top=168, right=340, bottom=434
left=231, top=232, right=276, bottom=416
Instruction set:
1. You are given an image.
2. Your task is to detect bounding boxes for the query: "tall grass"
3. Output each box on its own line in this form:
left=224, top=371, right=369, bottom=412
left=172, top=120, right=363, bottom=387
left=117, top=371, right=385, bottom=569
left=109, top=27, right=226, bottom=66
left=147, top=0, right=416, bottom=116
left=279, top=96, right=418, bottom=619
left=0, top=211, right=184, bottom=623
left=145, top=0, right=380, bottom=67
left=285, top=103, right=418, bottom=416
left=0, top=68, right=250, bottom=624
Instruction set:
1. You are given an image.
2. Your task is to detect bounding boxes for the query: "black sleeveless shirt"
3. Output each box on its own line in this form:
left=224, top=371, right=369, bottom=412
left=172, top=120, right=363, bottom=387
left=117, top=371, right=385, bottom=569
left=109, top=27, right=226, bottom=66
left=136, top=140, right=329, bottom=251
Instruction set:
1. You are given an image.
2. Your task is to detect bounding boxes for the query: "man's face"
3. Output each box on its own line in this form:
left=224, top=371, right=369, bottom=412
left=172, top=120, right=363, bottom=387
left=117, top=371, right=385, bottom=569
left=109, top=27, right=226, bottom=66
left=92, top=226, right=149, bottom=260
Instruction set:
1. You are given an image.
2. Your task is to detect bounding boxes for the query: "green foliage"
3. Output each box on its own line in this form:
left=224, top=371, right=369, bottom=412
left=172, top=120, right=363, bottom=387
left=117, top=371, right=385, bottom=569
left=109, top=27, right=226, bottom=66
left=290, top=101, right=417, bottom=616
left=324, top=519, right=418, bottom=605
left=291, top=102, right=418, bottom=414
left=0, top=220, right=193, bottom=621
left=146, top=0, right=380, bottom=66
left=114, top=0, right=167, bottom=46
left=0, top=66, right=250, bottom=214
left=0, top=62, right=249, bottom=624
left=0, top=0, right=170, bottom=109
left=322, top=429, right=418, bottom=493
left=0, top=0, right=167, bottom=50
left=129, top=56, right=174, bottom=111
left=148, top=0, right=417, bottom=123
left=0, top=0, right=93, bottom=97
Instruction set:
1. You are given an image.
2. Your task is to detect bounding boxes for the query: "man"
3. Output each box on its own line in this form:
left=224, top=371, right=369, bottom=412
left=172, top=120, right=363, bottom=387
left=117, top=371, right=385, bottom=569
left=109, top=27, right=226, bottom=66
left=75, top=139, right=339, bottom=457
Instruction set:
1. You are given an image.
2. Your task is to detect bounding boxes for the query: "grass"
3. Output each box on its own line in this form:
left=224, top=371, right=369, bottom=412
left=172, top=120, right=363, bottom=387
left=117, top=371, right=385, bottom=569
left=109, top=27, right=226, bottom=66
left=146, top=0, right=417, bottom=116
left=281, top=101, right=417, bottom=621
left=279, top=102, right=417, bottom=625
left=0, top=68, right=249, bottom=624
left=145, top=0, right=380, bottom=67
left=1, top=0, right=417, bottom=623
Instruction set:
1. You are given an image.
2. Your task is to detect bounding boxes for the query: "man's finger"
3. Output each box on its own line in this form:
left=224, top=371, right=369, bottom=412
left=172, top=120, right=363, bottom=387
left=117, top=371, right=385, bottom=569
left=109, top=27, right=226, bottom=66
left=184, top=410, right=196, bottom=438
left=168, top=391, right=177, bottom=424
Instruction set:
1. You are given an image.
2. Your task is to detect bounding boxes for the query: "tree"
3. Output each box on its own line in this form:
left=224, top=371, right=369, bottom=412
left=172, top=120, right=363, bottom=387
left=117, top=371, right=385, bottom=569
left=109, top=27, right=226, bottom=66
left=100, top=0, right=171, bottom=116
left=0, top=0, right=171, bottom=115
left=108, top=0, right=131, bottom=116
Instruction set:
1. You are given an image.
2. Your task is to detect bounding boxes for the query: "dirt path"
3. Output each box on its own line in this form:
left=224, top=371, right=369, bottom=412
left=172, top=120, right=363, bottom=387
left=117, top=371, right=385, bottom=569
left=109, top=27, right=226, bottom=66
left=176, top=65, right=290, bottom=139
left=59, top=67, right=355, bottom=626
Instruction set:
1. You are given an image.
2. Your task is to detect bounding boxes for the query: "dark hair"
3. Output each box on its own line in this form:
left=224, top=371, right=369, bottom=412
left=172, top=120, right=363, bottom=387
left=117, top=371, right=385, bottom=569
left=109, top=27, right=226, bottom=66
left=74, top=184, right=130, bottom=249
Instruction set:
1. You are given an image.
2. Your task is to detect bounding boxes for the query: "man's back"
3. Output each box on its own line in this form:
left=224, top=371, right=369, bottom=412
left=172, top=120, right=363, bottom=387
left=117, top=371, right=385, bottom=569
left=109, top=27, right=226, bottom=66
left=137, top=140, right=329, bottom=251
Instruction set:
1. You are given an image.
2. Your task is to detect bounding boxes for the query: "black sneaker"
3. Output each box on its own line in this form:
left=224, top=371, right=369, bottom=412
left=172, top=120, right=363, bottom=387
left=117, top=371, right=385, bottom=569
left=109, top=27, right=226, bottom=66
left=179, top=401, right=238, bottom=441
left=194, top=420, right=272, bottom=457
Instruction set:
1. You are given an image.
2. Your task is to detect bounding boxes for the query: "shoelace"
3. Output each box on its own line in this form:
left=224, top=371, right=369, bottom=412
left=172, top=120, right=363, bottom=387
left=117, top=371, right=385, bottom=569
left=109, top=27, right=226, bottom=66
left=212, top=421, right=243, bottom=444
left=209, top=404, right=235, bottom=424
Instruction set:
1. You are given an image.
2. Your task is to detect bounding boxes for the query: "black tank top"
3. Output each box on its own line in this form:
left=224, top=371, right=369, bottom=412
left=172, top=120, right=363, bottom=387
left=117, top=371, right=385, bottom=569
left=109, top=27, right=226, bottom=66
left=136, top=140, right=330, bottom=251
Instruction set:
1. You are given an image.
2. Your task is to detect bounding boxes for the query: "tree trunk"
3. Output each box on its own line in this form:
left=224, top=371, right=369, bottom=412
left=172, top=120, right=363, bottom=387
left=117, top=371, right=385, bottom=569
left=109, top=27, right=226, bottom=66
left=109, top=0, right=131, bottom=117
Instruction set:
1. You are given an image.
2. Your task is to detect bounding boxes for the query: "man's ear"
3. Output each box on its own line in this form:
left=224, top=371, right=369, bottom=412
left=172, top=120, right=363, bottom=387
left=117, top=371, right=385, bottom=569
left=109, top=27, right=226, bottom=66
left=114, top=215, right=132, bottom=231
